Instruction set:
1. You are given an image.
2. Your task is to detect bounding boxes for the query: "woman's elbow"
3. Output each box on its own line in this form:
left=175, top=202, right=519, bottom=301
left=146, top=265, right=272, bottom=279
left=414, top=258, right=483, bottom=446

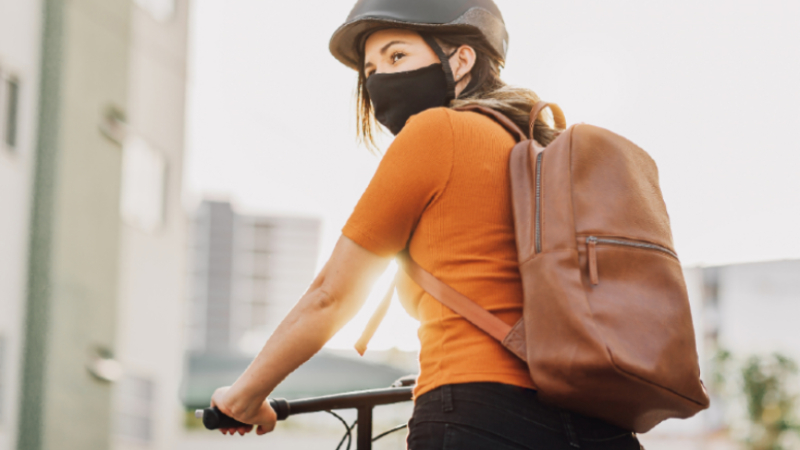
left=309, top=288, right=340, bottom=312
left=305, top=284, right=364, bottom=324
left=305, top=272, right=342, bottom=311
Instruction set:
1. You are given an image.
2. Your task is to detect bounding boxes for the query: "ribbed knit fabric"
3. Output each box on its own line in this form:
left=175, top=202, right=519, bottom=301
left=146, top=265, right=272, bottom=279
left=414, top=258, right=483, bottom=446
left=343, top=107, right=536, bottom=398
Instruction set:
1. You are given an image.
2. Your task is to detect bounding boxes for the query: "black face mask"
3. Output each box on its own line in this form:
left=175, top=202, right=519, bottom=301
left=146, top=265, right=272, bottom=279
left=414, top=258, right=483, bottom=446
left=366, top=63, right=451, bottom=135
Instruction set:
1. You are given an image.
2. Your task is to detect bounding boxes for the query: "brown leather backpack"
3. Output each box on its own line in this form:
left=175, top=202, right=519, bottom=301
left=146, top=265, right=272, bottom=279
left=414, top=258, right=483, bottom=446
left=357, top=102, right=710, bottom=433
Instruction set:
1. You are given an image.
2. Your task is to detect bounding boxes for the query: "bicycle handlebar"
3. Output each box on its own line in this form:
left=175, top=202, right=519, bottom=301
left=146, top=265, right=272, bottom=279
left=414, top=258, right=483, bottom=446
left=196, top=386, right=414, bottom=430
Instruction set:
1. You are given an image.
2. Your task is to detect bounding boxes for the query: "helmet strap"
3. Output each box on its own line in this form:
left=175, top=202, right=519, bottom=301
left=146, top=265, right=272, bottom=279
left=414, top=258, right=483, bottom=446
left=421, top=34, right=457, bottom=101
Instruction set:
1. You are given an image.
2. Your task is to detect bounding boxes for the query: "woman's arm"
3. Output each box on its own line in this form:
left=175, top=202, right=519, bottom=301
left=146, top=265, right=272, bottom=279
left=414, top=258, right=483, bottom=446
left=210, top=235, right=391, bottom=435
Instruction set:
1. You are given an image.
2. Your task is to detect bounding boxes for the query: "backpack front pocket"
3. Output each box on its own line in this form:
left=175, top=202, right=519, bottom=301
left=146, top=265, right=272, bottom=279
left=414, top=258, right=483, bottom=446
left=576, top=237, right=704, bottom=405
left=584, top=236, right=678, bottom=285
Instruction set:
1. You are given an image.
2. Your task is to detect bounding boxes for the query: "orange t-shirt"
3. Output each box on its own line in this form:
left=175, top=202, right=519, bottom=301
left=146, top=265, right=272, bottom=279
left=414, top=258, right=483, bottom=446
left=342, top=107, right=536, bottom=398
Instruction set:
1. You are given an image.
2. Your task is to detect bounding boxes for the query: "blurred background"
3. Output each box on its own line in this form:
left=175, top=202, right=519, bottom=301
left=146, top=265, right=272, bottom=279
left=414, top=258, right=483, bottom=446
left=0, top=0, right=799, bottom=449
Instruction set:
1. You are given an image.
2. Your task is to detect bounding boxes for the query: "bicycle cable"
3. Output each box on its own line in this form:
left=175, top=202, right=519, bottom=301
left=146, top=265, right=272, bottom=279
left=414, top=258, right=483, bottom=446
left=372, top=423, right=409, bottom=442
left=326, top=410, right=356, bottom=450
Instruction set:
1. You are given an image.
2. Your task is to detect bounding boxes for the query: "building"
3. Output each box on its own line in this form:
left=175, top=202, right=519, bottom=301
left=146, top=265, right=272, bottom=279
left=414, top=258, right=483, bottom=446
left=0, top=0, right=190, bottom=449
left=700, top=259, right=800, bottom=359
left=0, top=0, right=43, bottom=448
left=186, top=200, right=321, bottom=355
left=112, top=0, right=191, bottom=448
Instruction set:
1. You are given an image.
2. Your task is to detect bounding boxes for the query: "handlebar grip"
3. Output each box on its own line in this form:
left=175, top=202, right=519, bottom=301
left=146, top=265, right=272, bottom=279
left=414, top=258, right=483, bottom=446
left=198, top=399, right=291, bottom=430
left=199, top=406, right=248, bottom=430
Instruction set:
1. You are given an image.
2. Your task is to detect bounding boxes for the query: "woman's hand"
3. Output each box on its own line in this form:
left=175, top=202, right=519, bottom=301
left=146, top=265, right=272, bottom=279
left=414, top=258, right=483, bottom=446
left=210, top=385, right=277, bottom=436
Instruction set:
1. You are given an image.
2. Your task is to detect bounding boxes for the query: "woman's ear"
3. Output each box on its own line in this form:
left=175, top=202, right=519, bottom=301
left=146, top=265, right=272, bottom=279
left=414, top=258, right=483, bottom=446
left=451, top=45, right=476, bottom=96
left=452, top=45, right=476, bottom=81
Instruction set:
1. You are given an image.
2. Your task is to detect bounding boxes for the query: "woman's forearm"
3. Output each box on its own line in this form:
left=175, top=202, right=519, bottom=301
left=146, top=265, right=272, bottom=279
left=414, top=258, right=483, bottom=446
left=222, top=236, right=391, bottom=415
left=232, top=284, right=359, bottom=402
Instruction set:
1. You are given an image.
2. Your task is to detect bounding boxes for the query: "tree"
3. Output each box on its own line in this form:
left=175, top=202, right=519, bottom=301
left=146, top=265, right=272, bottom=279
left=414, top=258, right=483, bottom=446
left=713, top=350, right=800, bottom=450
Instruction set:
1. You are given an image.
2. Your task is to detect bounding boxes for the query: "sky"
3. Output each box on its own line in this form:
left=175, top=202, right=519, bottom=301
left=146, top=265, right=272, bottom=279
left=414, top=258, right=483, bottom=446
left=184, top=0, right=800, bottom=351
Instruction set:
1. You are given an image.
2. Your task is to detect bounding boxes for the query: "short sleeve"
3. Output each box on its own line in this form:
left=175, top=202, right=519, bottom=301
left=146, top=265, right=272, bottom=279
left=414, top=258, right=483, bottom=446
left=342, top=108, right=454, bottom=257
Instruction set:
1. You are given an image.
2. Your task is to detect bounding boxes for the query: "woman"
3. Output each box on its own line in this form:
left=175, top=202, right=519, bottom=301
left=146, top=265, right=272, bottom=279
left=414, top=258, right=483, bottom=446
left=211, top=1, right=642, bottom=448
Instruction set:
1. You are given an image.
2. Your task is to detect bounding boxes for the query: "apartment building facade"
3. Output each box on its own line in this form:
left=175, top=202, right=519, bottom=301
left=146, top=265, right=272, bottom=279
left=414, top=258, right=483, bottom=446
left=187, top=200, right=321, bottom=355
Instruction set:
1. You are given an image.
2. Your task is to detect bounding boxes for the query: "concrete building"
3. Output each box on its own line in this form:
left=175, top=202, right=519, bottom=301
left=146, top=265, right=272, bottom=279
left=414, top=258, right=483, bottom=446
left=112, top=0, right=190, bottom=448
left=0, top=0, right=44, bottom=448
left=701, top=260, right=800, bottom=359
left=186, top=200, right=321, bottom=354
left=12, top=0, right=133, bottom=448
left=0, top=0, right=190, bottom=449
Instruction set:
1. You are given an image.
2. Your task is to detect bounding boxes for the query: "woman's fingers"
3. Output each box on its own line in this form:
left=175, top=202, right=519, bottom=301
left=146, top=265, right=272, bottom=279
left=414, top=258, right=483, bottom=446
left=255, top=398, right=278, bottom=434
left=219, top=426, right=253, bottom=436
left=255, top=421, right=275, bottom=435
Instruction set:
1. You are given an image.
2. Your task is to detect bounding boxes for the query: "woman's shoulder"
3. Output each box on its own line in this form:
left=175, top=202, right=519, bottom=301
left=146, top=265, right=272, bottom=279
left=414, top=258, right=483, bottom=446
left=444, top=107, right=513, bottom=134
left=397, top=108, right=514, bottom=154
left=404, top=107, right=507, bottom=135
left=403, top=107, right=453, bottom=134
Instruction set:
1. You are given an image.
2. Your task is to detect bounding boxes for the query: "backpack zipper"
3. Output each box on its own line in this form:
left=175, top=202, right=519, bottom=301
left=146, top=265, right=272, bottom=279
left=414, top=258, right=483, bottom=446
left=535, top=151, right=544, bottom=254
left=585, top=236, right=678, bottom=285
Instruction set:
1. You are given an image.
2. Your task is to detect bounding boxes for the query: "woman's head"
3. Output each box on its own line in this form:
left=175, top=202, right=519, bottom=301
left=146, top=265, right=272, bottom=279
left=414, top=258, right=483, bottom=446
left=330, top=0, right=559, bottom=149
left=357, top=29, right=480, bottom=137
left=357, top=28, right=557, bottom=149
left=357, top=28, right=509, bottom=144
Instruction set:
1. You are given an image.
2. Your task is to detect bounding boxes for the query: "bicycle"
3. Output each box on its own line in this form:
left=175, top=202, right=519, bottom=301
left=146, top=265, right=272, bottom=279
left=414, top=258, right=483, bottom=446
left=196, top=375, right=416, bottom=450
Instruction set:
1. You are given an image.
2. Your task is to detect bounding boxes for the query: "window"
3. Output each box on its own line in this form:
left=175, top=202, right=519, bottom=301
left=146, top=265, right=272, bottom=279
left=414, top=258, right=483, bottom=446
left=114, top=375, right=155, bottom=442
left=4, top=77, right=19, bottom=149
left=134, top=0, right=175, bottom=21
left=120, top=136, right=167, bottom=232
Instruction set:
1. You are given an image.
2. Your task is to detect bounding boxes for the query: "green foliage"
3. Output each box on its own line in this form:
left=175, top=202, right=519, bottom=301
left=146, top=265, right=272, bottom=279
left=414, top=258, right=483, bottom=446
left=712, top=349, right=800, bottom=450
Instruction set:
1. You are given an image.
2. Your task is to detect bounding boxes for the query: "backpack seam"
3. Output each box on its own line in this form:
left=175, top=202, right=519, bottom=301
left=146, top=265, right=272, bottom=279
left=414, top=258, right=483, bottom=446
left=606, top=346, right=708, bottom=407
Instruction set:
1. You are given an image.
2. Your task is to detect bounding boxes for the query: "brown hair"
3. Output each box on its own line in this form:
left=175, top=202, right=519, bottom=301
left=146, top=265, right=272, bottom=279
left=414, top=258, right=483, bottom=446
left=356, top=29, right=560, bottom=150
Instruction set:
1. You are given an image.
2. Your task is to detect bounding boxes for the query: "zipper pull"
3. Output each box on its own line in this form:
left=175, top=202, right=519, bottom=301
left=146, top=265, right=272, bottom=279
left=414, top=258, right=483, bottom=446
left=587, top=236, right=599, bottom=285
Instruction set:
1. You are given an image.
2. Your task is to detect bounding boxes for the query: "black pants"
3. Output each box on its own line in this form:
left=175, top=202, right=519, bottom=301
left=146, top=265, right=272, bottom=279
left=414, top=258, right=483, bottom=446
left=407, top=383, right=642, bottom=450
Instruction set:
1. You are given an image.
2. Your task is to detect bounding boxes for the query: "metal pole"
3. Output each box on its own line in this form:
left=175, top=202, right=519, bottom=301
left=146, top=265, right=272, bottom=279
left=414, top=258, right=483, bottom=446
left=356, top=406, right=373, bottom=450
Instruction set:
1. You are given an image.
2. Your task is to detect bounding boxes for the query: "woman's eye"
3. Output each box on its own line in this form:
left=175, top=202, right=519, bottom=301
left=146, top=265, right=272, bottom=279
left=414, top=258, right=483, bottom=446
left=391, top=52, right=405, bottom=64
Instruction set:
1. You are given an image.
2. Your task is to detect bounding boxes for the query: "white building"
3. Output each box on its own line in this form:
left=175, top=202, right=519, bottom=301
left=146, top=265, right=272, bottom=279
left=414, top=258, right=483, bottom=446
left=0, top=0, right=190, bottom=449
left=187, top=200, right=321, bottom=355
left=0, top=0, right=43, bottom=447
left=703, top=260, right=800, bottom=359
left=112, top=0, right=191, bottom=448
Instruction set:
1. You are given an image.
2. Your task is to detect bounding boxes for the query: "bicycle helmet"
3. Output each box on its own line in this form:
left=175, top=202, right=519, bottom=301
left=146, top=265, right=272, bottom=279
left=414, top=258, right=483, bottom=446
left=329, top=0, right=509, bottom=71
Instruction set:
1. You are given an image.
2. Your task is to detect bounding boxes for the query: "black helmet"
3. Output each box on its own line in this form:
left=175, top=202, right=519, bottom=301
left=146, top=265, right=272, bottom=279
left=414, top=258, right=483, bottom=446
left=329, top=0, right=509, bottom=71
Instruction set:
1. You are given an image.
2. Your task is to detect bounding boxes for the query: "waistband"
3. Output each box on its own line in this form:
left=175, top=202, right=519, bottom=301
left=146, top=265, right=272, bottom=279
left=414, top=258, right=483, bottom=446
left=413, top=382, right=633, bottom=443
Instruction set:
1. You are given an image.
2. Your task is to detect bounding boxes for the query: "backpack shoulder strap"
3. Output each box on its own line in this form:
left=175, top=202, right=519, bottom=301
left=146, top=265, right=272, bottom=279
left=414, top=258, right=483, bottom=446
left=397, top=251, right=512, bottom=342
left=453, top=105, right=527, bottom=142
left=354, top=278, right=397, bottom=356
left=353, top=251, right=512, bottom=355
